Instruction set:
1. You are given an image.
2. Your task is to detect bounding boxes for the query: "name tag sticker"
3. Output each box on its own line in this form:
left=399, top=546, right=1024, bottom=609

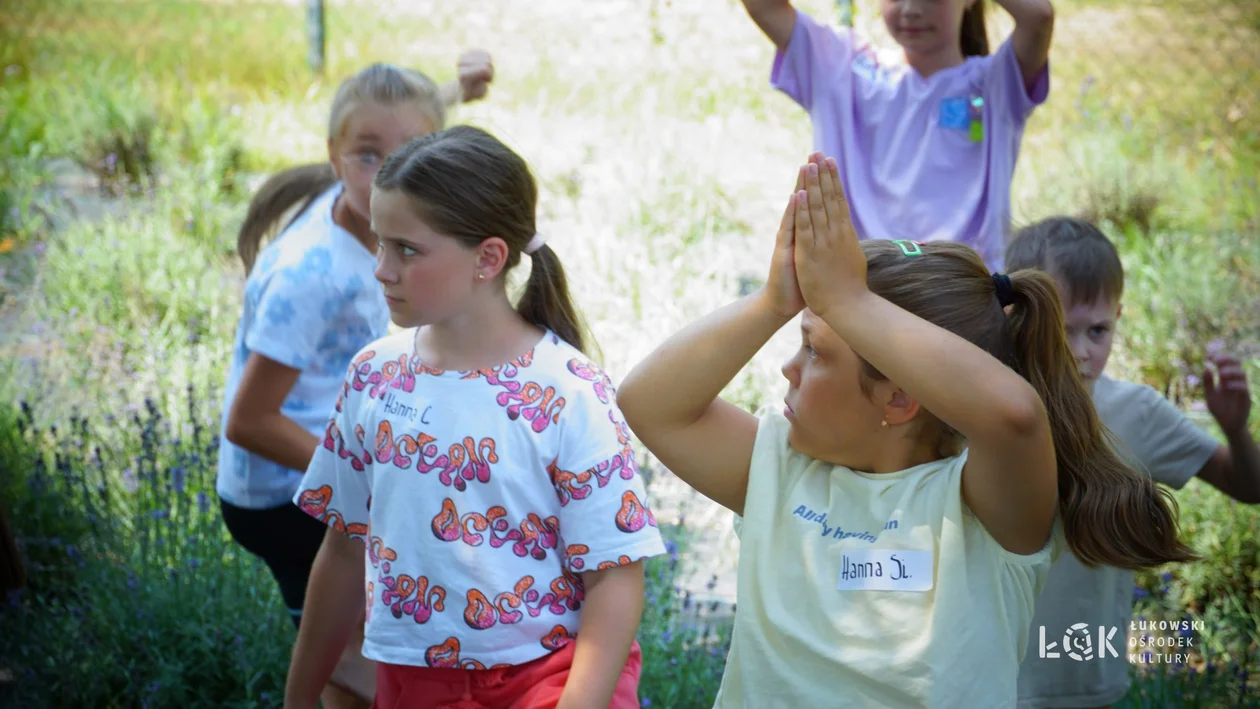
left=938, top=96, right=970, bottom=130
left=837, top=549, right=934, bottom=592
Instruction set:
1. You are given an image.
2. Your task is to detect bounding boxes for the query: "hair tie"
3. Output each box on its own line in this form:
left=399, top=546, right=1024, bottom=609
left=523, top=232, right=547, bottom=255
left=992, top=273, right=1015, bottom=307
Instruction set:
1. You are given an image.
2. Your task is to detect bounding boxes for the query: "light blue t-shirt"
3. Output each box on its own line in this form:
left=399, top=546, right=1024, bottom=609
left=217, top=184, right=390, bottom=509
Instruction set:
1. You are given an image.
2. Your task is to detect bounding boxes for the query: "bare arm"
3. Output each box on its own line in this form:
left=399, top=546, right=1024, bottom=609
left=1194, top=353, right=1260, bottom=503
left=993, top=0, right=1055, bottom=91
left=555, top=562, right=645, bottom=709
left=440, top=49, right=494, bottom=106
left=225, top=353, right=320, bottom=472
left=284, top=530, right=366, bottom=709
left=741, top=0, right=796, bottom=51
left=1197, top=440, right=1260, bottom=504
left=619, top=179, right=806, bottom=516
left=795, top=156, right=1056, bottom=554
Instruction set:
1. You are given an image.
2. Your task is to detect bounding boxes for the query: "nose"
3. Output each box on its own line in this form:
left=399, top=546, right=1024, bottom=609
left=1066, top=333, right=1089, bottom=366
left=374, top=251, right=397, bottom=286
left=781, top=354, right=801, bottom=387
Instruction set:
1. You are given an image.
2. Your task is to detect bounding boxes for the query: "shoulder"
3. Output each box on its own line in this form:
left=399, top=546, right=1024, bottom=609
left=1092, top=375, right=1164, bottom=420
left=542, top=335, right=619, bottom=406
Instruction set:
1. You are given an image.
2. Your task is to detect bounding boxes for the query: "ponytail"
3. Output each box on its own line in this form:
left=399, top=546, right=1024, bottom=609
left=236, top=163, right=336, bottom=274
left=517, top=244, right=587, bottom=354
left=960, top=2, right=990, bottom=57
left=1005, top=269, right=1197, bottom=569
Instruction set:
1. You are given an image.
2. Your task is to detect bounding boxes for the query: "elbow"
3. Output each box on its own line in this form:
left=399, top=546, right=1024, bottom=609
left=615, top=372, right=648, bottom=429
left=997, top=387, right=1047, bottom=439
left=1026, top=0, right=1055, bottom=30
left=224, top=411, right=254, bottom=449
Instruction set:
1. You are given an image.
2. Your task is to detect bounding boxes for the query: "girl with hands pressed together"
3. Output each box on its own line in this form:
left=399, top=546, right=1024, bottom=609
left=616, top=153, right=1194, bottom=707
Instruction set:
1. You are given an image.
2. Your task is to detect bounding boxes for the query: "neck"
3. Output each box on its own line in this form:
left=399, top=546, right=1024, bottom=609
left=417, top=291, right=543, bottom=371
left=833, top=428, right=949, bottom=474
left=332, top=191, right=376, bottom=254
left=903, top=45, right=966, bottom=79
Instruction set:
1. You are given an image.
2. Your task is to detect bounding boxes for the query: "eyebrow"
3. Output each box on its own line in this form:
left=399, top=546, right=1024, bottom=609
left=350, top=132, right=383, bottom=143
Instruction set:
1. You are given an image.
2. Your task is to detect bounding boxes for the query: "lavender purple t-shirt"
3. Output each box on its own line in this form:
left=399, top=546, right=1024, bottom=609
left=772, top=10, right=1049, bottom=271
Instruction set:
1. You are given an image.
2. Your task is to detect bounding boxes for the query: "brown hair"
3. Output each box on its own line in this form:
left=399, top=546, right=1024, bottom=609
left=1005, top=217, right=1125, bottom=306
left=960, top=1, right=990, bottom=57
left=373, top=125, right=591, bottom=355
left=858, top=240, right=1194, bottom=570
left=236, top=64, right=445, bottom=274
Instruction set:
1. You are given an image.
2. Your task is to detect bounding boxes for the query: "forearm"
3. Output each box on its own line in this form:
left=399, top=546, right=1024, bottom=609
left=285, top=533, right=366, bottom=708
left=816, top=291, right=1043, bottom=439
left=619, top=290, right=792, bottom=429
left=440, top=80, right=461, bottom=107
left=1227, top=431, right=1260, bottom=502
left=557, top=563, right=645, bottom=709
left=228, top=413, right=319, bottom=473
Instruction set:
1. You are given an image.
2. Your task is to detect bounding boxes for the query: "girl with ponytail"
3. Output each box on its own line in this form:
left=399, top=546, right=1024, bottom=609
left=285, top=125, right=665, bottom=709
left=219, top=55, right=494, bottom=709
left=616, top=153, right=1192, bottom=708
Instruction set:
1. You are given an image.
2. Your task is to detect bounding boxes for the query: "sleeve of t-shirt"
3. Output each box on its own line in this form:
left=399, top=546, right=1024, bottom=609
left=553, top=375, right=667, bottom=574
left=245, top=265, right=340, bottom=372
left=983, top=36, right=1050, bottom=123
left=1128, top=386, right=1221, bottom=490
left=293, top=353, right=374, bottom=541
left=769, top=8, right=854, bottom=112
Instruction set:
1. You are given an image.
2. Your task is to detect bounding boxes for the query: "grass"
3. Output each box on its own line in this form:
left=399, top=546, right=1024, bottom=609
left=0, top=0, right=1257, bottom=706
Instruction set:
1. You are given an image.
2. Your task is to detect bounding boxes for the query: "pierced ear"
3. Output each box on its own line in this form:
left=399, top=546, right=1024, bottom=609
left=1115, top=302, right=1124, bottom=320
left=883, top=388, right=920, bottom=427
left=475, top=237, right=510, bottom=280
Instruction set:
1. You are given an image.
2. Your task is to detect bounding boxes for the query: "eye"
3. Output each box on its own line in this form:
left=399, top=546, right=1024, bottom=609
left=399, top=243, right=418, bottom=257
left=1088, top=325, right=1109, bottom=338
left=356, top=151, right=382, bottom=167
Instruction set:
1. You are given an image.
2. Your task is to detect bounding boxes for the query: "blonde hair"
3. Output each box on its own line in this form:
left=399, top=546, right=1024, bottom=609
left=237, top=63, right=446, bottom=273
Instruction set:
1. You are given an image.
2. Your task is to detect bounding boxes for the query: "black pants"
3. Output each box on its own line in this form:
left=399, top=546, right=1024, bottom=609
left=220, top=498, right=327, bottom=628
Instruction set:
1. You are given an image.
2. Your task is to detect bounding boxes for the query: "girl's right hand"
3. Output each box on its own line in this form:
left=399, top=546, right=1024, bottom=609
left=763, top=164, right=807, bottom=319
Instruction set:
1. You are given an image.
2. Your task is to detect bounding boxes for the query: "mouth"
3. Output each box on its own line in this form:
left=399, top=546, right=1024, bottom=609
left=784, top=400, right=796, bottom=418
left=384, top=295, right=404, bottom=306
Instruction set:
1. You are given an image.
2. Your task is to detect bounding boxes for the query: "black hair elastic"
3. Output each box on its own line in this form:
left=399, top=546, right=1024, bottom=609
left=992, top=273, right=1015, bottom=307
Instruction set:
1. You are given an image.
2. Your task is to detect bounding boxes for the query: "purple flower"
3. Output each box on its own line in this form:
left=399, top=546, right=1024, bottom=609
left=127, top=573, right=139, bottom=590
left=641, top=700, right=652, bottom=708
left=662, top=629, right=672, bottom=643
left=1133, top=587, right=1149, bottom=600
left=197, top=492, right=209, bottom=513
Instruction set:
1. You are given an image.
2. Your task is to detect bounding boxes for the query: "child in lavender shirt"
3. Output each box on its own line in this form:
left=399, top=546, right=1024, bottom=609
left=741, top=0, right=1054, bottom=271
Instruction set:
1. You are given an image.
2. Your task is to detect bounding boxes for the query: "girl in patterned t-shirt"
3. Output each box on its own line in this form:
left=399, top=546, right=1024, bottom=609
left=284, top=125, right=665, bottom=709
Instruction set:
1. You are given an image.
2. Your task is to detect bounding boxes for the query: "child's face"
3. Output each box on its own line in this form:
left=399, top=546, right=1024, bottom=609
left=371, top=188, right=480, bottom=328
left=1060, top=291, right=1122, bottom=390
left=880, top=0, right=972, bottom=57
left=781, top=311, right=888, bottom=463
left=330, top=101, right=438, bottom=225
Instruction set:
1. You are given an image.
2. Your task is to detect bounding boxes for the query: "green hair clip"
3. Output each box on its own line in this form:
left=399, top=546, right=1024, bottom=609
left=894, top=240, right=924, bottom=257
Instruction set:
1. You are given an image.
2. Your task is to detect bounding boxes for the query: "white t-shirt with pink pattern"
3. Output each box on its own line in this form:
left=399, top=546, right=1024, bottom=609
left=295, top=328, right=666, bottom=669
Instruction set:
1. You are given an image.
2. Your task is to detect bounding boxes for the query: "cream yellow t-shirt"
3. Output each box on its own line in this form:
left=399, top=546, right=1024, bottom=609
left=714, top=408, right=1060, bottom=708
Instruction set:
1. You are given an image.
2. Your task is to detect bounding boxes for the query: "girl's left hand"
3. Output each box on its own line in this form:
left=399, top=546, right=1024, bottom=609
left=458, top=49, right=494, bottom=102
left=793, top=152, right=867, bottom=317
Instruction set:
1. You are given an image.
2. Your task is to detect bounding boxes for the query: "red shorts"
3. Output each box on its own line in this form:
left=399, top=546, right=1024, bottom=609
left=371, top=640, right=642, bottom=709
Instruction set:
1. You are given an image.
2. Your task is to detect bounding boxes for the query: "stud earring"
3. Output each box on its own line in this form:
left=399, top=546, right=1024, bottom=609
left=477, top=273, right=485, bottom=281
left=880, top=419, right=889, bottom=428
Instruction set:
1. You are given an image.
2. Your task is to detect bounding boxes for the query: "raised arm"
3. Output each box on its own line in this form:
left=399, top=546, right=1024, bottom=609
left=618, top=172, right=807, bottom=515
left=994, top=0, right=1054, bottom=91
left=742, top=0, right=797, bottom=51
left=792, top=155, right=1056, bottom=554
